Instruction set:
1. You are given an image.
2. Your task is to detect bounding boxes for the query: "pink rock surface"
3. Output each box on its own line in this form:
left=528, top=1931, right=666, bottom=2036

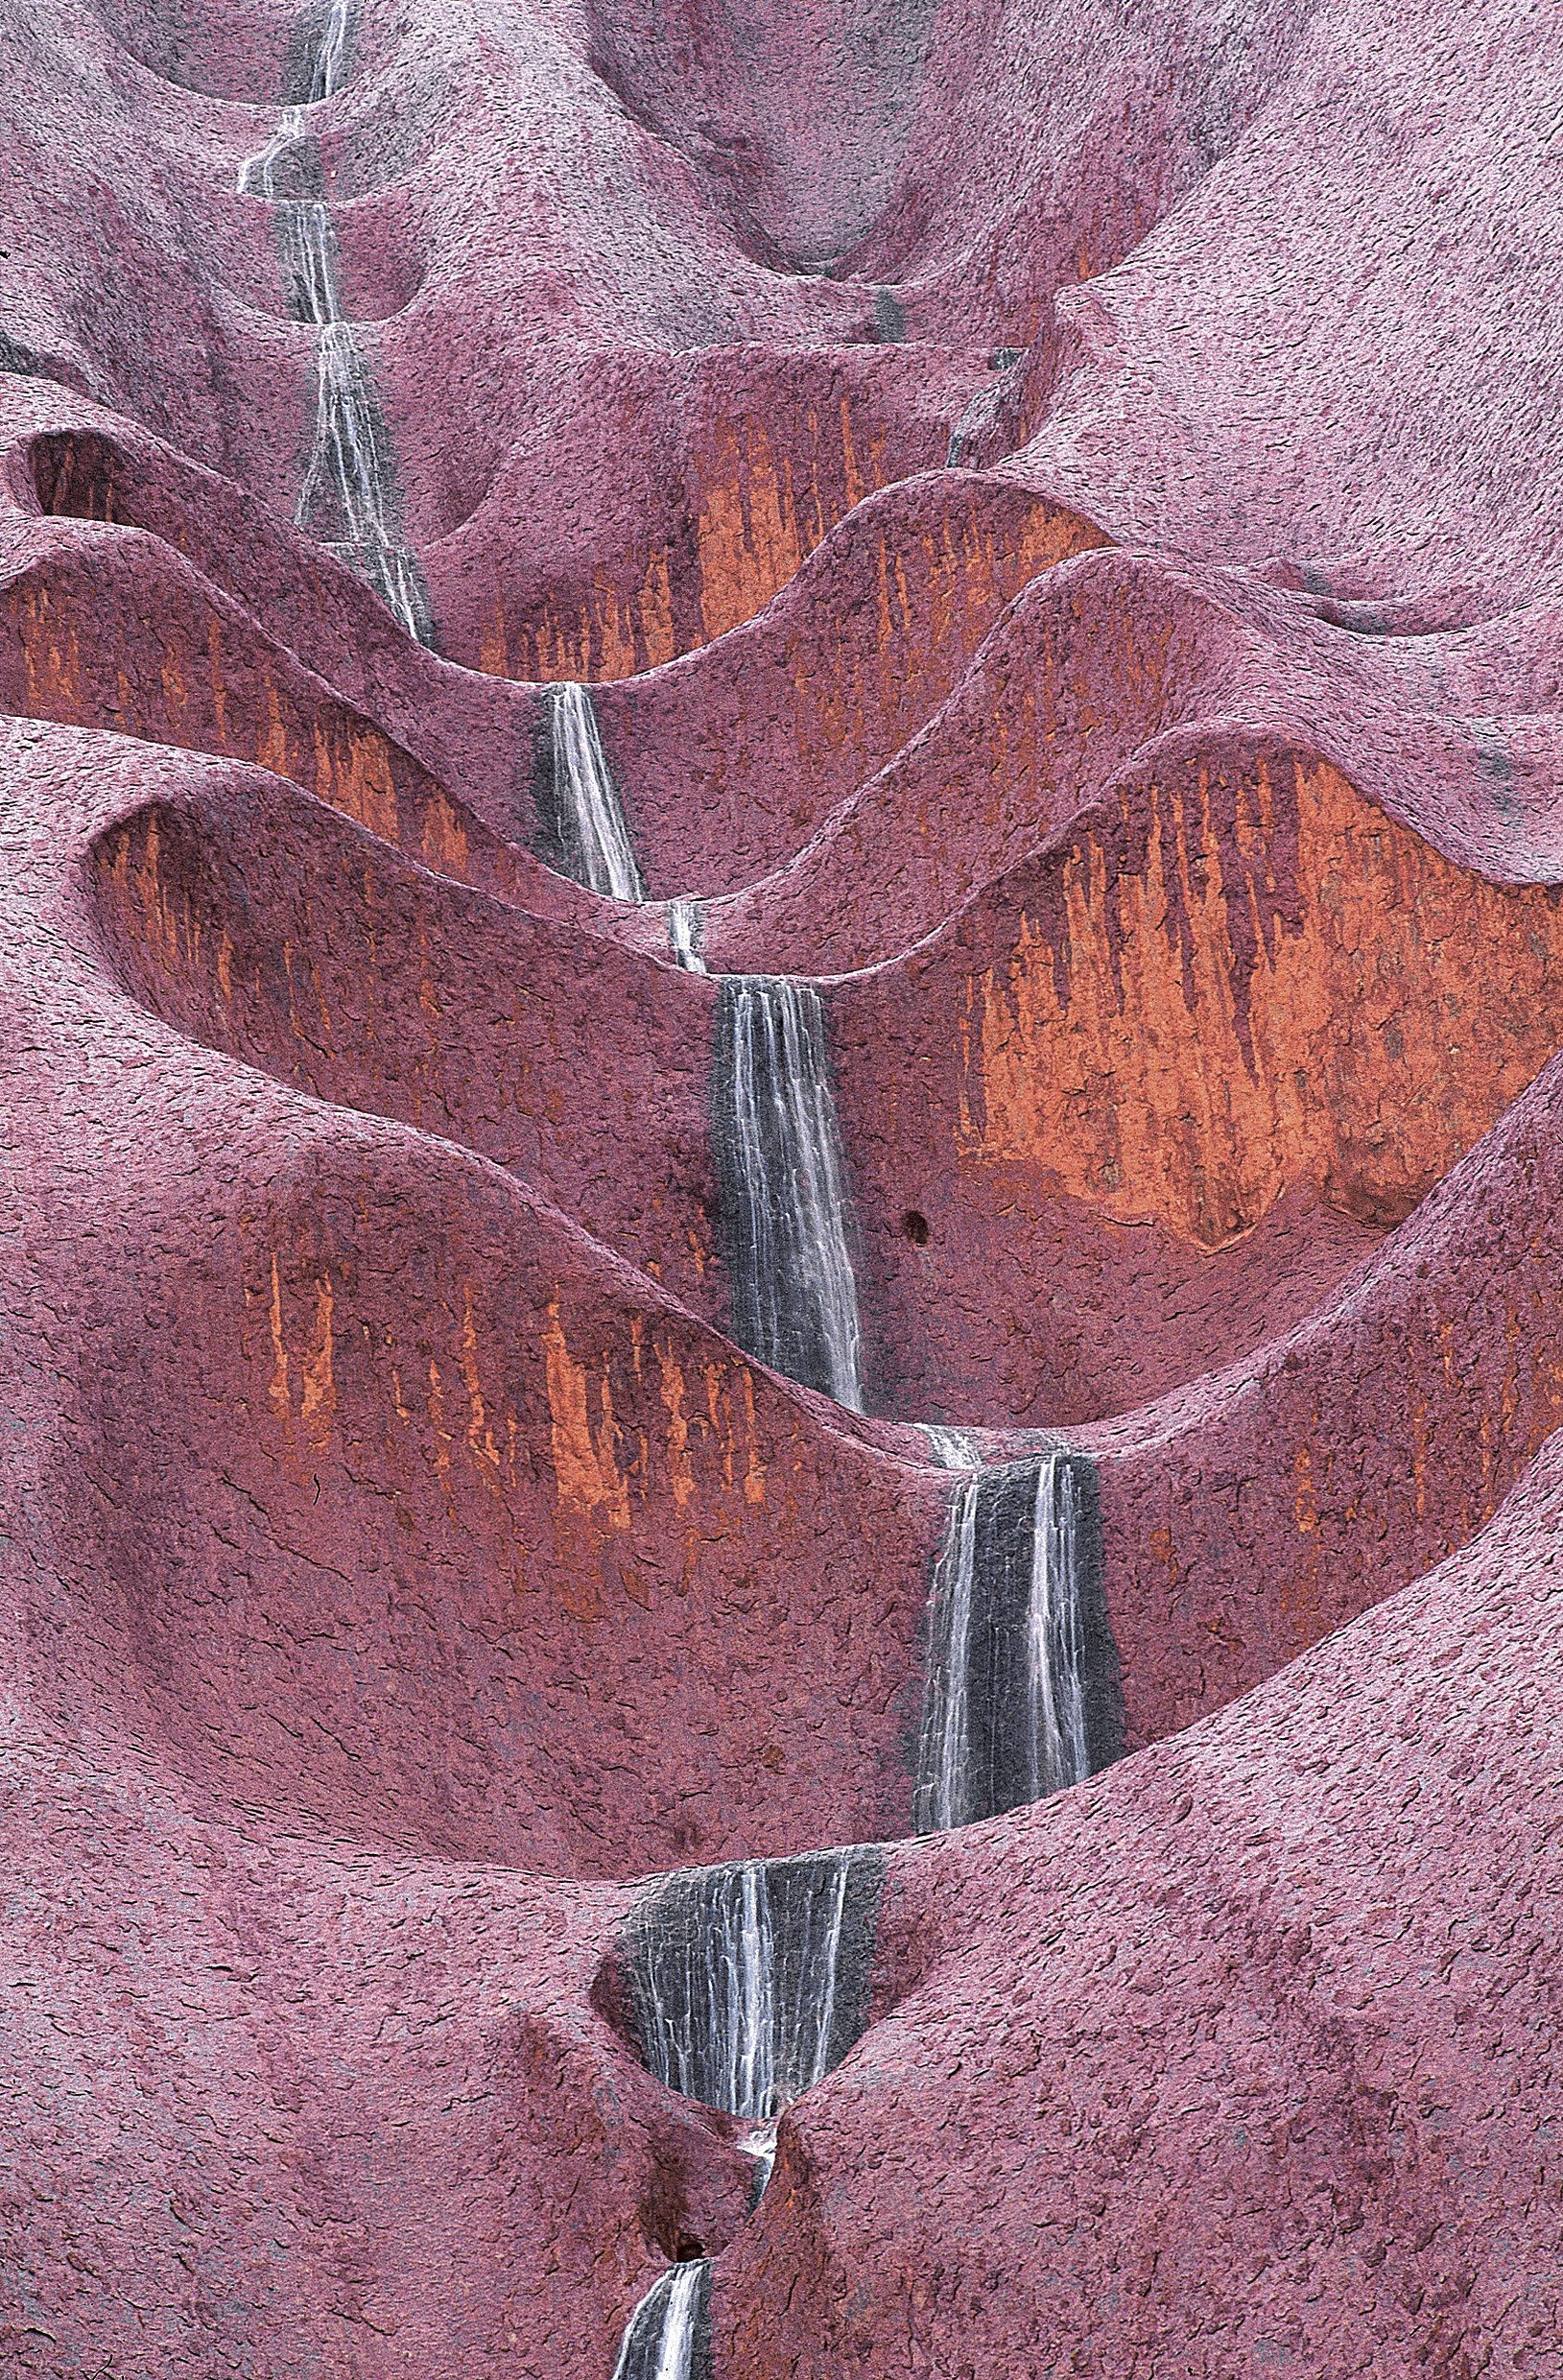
left=1, top=0, right=1561, bottom=2370
left=722, top=1438, right=1563, bottom=2375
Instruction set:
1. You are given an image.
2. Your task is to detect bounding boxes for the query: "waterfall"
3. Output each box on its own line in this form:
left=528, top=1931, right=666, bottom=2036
left=236, top=105, right=304, bottom=200
left=919, top=1423, right=980, bottom=1470
left=1026, top=1455, right=1091, bottom=1797
left=919, top=1469, right=981, bottom=1832
left=913, top=1450, right=1123, bottom=1833
left=712, top=978, right=864, bottom=1409
left=306, top=0, right=354, bottom=103
left=236, top=1, right=433, bottom=643
left=623, top=1850, right=879, bottom=2117
left=619, top=1845, right=881, bottom=2203
left=537, top=683, right=648, bottom=901
left=610, top=2260, right=710, bottom=2380
left=669, top=898, right=707, bottom=972
left=295, top=324, right=431, bottom=638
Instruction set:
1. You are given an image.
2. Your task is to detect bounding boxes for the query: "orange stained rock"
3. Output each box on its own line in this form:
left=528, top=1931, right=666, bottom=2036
left=6, top=570, right=471, bottom=873
left=299, top=1273, right=337, bottom=1447
left=654, top=1340, right=768, bottom=1515
left=656, top=1347, right=697, bottom=1515
left=15, top=580, right=83, bottom=716
left=256, top=676, right=291, bottom=779
left=458, top=1286, right=503, bottom=1484
left=695, top=411, right=842, bottom=644
left=475, top=454, right=1103, bottom=686
left=1264, top=1317, right=1563, bottom=1665
left=265, top=1250, right=292, bottom=1443
left=252, top=1241, right=339, bottom=1463
left=783, top=494, right=1106, bottom=784
left=967, top=752, right=1563, bottom=1246
left=478, top=402, right=931, bottom=681
left=542, top=1298, right=631, bottom=1533
left=310, top=718, right=401, bottom=844
left=425, top=1353, right=462, bottom=1520
left=420, top=789, right=471, bottom=877
left=490, top=548, right=681, bottom=684
left=740, top=1369, right=766, bottom=1507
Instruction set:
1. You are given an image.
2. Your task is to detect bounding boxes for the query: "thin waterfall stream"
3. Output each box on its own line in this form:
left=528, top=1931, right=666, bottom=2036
left=531, top=694, right=866, bottom=1421
left=669, top=897, right=707, bottom=972
left=604, top=1847, right=882, bottom=2369
left=914, top=1446, right=1124, bottom=1833
left=711, top=976, right=864, bottom=1410
left=532, top=732, right=1118, bottom=2368
left=237, top=0, right=432, bottom=640
left=226, top=16, right=1122, bottom=2378
left=610, top=2260, right=711, bottom=2380
left=536, top=682, right=648, bottom=900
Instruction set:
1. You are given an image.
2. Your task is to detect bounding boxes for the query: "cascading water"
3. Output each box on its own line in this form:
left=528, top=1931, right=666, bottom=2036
left=295, top=323, right=432, bottom=636
left=1026, top=1453, right=1093, bottom=1797
left=712, top=977, right=864, bottom=1409
left=305, top=0, right=353, bottom=101
left=620, top=1848, right=882, bottom=2189
left=610, top=2260, right=711, bottom=2380
left=920, top=1422, right=980, bottom=1469
left=604, top=1849, right=880, bottom=2372
left=236, top=105, right=304, bottom=201
left=668, top=898, right=707, bottom=972
left=914, top=1448, right=1124, bottom=1833
left=236, top=0, right=433, bottom=641
left=536, top=683, right=648, bottom=900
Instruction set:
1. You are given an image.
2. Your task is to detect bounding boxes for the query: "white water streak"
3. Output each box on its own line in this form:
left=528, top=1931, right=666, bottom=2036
left=669, top=898, right=707, bottom=971
left=919, top=1423, right=980, bottom=1470
left=917, top=1451, right=1092, bottom=1833
left=288, top=200, right=338, bottom=325
left=610, top=2262, right=705, bottom=2380
left=236, top=104, right=303, bottom=197
left=727, top=979, right=863, bottom=1410
left=738, top=2117, right=778, bottom=2195
left=550, top=684, right=647, bottom=900
left=237, top=1, right=427, bottom=640
left=309, top=0, right=353, bottom=101
left=922, top=1472, right=981, bottom=1830
left=296, top=324, right=428, bottom=635
left=1028, top=1455, right=1090, bottom=1795
left=732, top=1861, right=772, bottom=2116
left=635, top=1854, right=856, bottom=2119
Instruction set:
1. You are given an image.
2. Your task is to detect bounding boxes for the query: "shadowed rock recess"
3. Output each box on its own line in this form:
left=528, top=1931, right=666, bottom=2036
left=2, top=0, right=1562, bottom=2369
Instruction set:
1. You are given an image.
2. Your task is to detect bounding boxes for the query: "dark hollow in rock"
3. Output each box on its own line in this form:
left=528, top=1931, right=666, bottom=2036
left=29, top=427, right=130, bottom=521
left=914, top=1450, right=1125, bottom=1833
left=614, top=1846, right=886, bottom=2119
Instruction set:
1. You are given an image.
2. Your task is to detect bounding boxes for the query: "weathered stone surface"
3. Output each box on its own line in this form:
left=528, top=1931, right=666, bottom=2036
left=0, top=0, right=1560, bottom=2371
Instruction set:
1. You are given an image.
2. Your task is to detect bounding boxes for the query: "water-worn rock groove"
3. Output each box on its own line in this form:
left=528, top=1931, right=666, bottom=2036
left=2, top=0, right=1562, bottom=2372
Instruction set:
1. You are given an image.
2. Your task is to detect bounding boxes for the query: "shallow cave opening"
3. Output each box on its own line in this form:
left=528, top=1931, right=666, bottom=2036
left=29, top=429, right=130, bottom=524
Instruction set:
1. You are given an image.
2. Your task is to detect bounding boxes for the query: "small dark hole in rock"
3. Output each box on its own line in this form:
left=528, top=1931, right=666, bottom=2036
left=674, top=2235, right=706, bottom=2262
left=901, top=1209, right=931, bottom=1247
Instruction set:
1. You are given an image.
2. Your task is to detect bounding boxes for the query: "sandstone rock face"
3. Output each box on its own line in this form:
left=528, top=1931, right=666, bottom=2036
left=0, top=0, right=1558, bottom=2373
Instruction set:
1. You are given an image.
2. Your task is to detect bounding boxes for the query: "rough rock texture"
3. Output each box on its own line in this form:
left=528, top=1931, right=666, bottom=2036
left=1, top=0, right=1561, bottom=2372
